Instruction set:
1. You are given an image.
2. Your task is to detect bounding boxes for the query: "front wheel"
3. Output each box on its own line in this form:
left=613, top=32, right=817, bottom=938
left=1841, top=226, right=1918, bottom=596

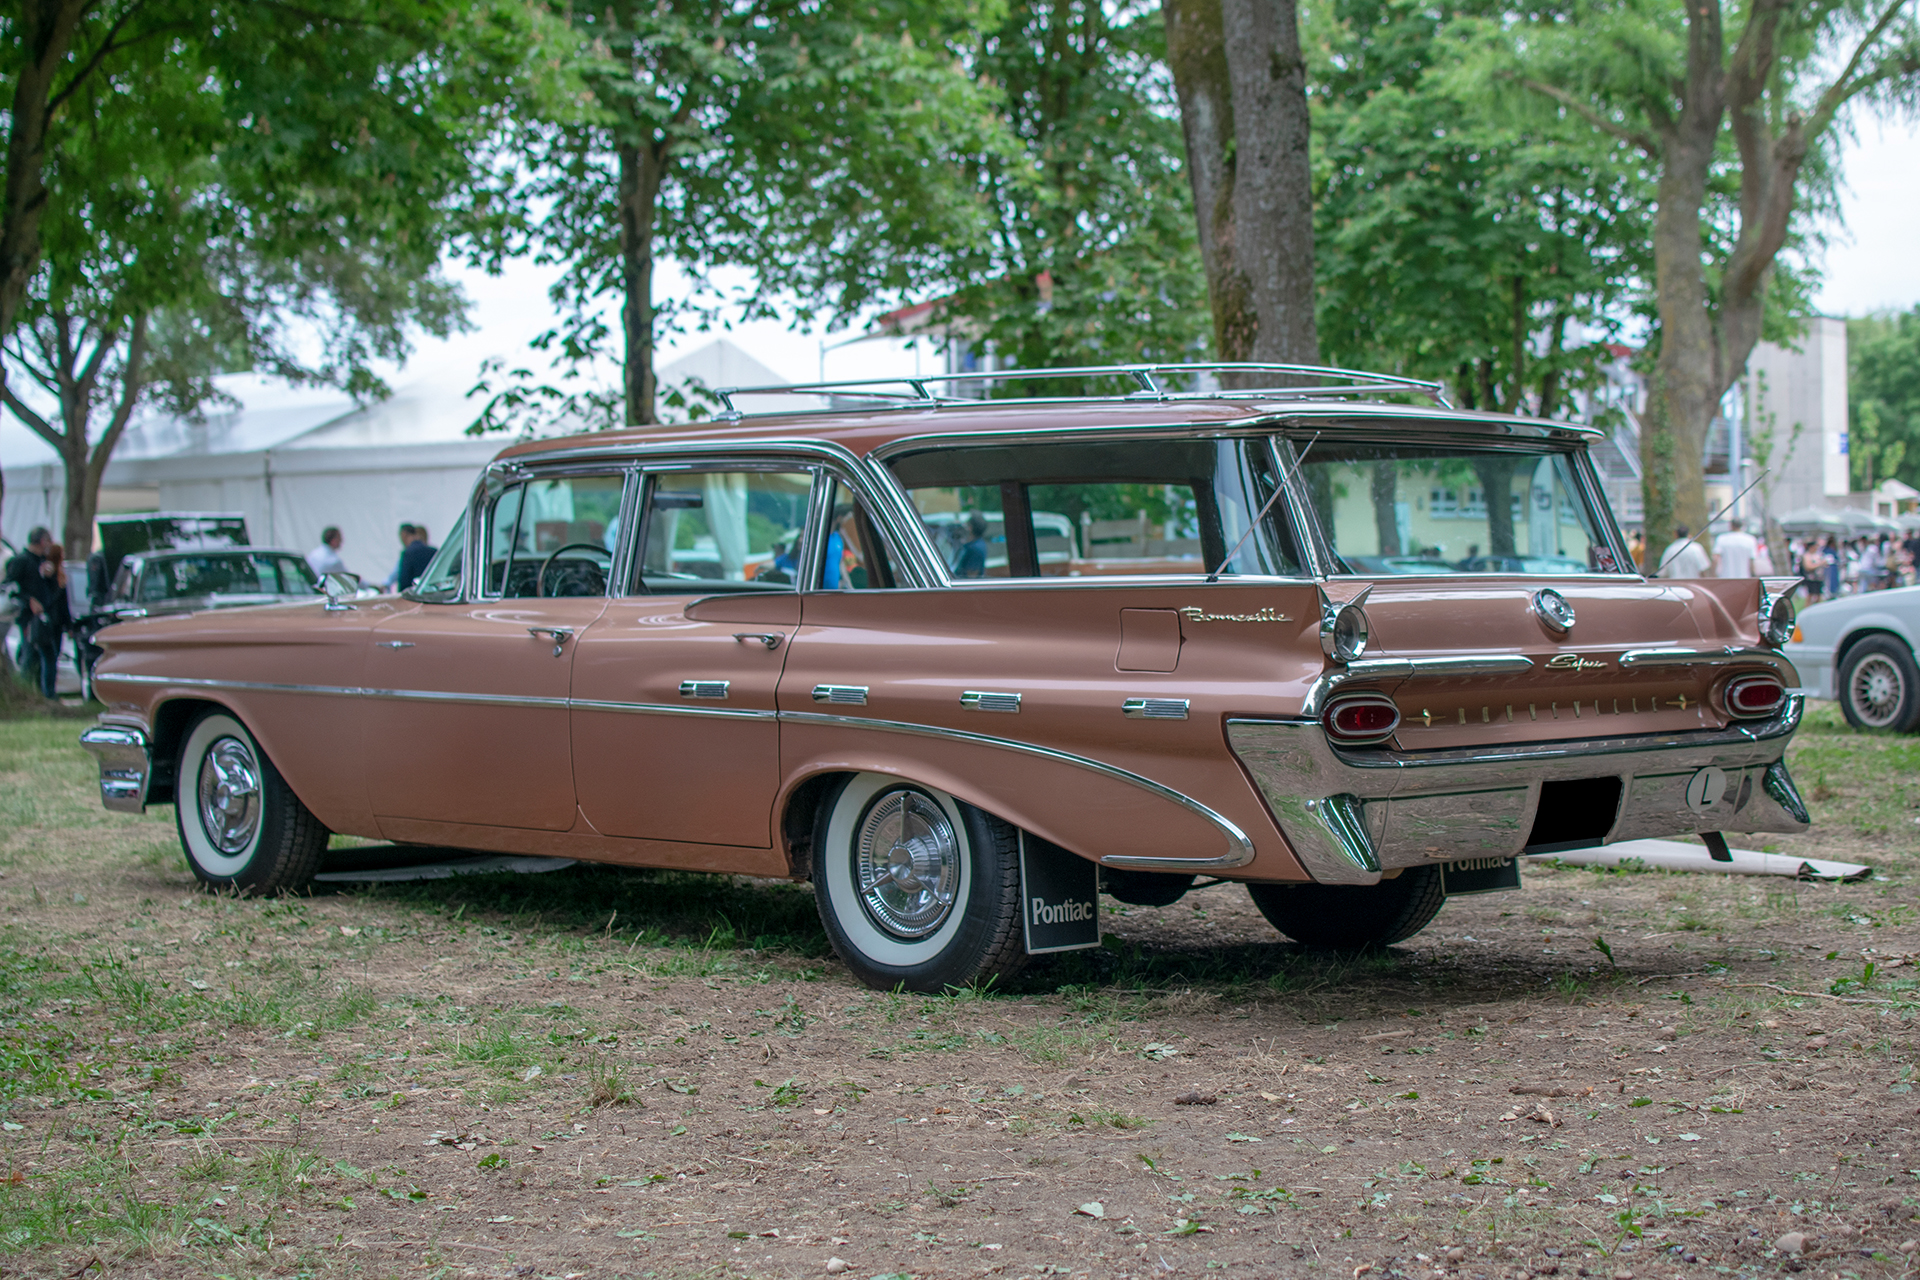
left=175, top=710, right=329, bottom=894
left=1838, top=636, right=1920, bottom=732
left=1246, top=866, right=1446, bottom=949
left=811, top=773, right=1027, bottom=993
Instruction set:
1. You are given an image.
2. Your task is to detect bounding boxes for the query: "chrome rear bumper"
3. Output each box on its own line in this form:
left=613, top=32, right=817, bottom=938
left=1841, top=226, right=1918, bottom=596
left=78, top=724, right=152, bottom=813
left=1228, top=697, right=1809, bottom=886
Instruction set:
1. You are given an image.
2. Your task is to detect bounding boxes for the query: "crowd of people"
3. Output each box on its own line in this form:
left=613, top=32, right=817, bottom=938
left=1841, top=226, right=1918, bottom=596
left=1625, top=517, right=1920, bottom=601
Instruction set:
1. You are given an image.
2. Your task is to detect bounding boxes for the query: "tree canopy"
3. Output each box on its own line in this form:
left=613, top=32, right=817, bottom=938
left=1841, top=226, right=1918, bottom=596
left=1848, top=307, right=1920, bottom=493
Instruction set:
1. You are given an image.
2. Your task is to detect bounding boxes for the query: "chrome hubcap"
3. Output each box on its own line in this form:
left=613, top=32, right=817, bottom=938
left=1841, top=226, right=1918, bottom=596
left=197, top=737, right=262, bottom=854
left=855, top=790, right=959, bottom=939
left=1850, top=655, right=1904, bottom=728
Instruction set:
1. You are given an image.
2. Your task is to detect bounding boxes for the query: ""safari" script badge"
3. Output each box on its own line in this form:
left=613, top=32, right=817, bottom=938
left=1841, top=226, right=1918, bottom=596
left=1545, top=653, right=1608, bottom=671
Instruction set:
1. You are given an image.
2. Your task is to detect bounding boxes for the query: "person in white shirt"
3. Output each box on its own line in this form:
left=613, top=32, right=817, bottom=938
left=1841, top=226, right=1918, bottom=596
left=1711, top=517, right=1759, bottom=578
left=1657, top=524, right=1711, bottom=578
left=306, top=526, right=346, bottom=577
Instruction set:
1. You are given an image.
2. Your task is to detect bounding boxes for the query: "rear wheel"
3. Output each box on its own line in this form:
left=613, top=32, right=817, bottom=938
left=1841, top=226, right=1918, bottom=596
left=1838, top=636, right=1920, bottom=732
left=811, top=773, right=1027, bottom=993
left=1246, top=866, right=1446, bottom=949
left=175, top=710, right=328, bottom=894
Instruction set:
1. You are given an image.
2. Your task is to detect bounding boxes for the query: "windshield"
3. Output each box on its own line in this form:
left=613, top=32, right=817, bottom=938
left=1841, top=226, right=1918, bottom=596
left=1293, top=442, right=1625, bottom=575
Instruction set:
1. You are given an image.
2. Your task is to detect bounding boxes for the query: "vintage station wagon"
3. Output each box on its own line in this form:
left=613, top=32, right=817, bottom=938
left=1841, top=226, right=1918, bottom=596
left=79, top=364, right=1811, bottom=991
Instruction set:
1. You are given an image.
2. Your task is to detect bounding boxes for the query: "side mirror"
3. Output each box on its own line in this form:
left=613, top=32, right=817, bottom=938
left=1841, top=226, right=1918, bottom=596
left=321, top=572, right=360, bottom=610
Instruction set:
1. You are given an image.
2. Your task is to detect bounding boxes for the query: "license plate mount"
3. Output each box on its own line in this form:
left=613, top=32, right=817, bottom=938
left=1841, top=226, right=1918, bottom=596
left=1441, top=857, right=1522, bottom=895
left=1019, top=833, right=1101, bottom=953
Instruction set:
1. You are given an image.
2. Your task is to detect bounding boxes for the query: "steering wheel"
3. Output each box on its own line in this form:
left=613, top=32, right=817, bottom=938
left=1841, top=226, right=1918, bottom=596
left=536, top=542, right=611, bottom=598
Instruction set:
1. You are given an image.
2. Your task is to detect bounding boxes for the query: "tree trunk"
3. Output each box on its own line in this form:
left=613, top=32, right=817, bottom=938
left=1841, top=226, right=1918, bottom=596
left=616, top=139, right=665, bottom=427
left=1475, top=457, right=1519, bottom=557
left=1370, top=462, right=1400, bottom=555
left=1165, top=0, right=1318, bottom=368
left=0, top=0, right=83, bottom=343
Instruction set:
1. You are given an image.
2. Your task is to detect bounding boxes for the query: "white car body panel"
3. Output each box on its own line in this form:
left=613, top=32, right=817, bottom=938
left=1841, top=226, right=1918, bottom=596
left=1782, top=585, right=1920, bottom=701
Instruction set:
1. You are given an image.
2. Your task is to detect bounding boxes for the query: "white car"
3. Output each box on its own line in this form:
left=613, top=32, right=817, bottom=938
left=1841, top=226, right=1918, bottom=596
left=1784, top=586, right=1920, bottom=730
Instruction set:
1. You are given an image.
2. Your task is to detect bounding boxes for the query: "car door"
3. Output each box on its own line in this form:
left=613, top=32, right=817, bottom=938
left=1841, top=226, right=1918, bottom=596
left=363, top=469, right=629, bottom=833
left=569, top=466, right=815, bottom=846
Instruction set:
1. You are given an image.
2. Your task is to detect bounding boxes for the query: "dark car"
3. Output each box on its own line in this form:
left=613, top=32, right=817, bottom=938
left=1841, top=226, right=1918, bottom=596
left=76, top=549, right=320, bottom=698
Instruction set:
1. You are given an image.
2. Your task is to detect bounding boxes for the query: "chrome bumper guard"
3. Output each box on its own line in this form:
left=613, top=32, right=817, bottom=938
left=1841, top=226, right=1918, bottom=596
left=78, top=725, right=152, bottom=814
left=1228, top=696, right=1810, bottom=887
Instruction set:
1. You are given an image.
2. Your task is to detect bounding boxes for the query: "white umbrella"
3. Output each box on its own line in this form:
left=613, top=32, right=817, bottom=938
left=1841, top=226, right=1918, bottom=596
left=1774, top=506, right=1851, bottom=533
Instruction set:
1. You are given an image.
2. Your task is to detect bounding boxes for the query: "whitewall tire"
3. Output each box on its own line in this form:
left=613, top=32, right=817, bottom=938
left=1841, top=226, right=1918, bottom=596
left=812, top=773, right=1027, bottom=993
left=175, top=710, right=328, bottom=894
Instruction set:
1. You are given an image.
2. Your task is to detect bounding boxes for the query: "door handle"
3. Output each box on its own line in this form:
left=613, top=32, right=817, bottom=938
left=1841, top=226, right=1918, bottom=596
left=732, top=632, right=783, bottom=651
left=527, top=625, right=575, bottom=657
left=377, top=641, right=416, bottom=649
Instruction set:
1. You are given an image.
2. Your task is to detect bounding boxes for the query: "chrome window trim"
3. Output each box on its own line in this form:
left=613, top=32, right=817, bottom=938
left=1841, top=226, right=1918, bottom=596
left=625, top=463, right=818, bottom=598
left=473, top=464, right=639, bottom=604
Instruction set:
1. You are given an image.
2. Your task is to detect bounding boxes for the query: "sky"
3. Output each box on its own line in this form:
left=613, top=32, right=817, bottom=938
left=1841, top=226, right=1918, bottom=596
left=1807, top=115, right=1920, bottom=317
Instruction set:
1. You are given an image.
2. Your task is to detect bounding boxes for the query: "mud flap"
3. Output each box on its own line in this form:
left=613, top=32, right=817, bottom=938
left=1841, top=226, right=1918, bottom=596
left=1019, top=833, right=1101, bottom=954
left=1441, top=857, right=1522, bottom=895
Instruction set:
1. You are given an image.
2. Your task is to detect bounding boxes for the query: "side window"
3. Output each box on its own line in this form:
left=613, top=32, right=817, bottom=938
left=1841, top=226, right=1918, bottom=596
left=634, top=470, right=813, bottom=594
left=486, top=474, right=625, bottom=598
left=820, top=480, right=897, bottom=590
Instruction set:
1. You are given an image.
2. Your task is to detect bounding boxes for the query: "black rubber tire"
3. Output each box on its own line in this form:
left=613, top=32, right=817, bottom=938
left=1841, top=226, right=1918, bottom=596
left=1838, top=636, right=1920, bottom=732
left=811, top=772, right=1028, bottom=993
left=175, top=709, right=329, bottom=894
left=1246, top=866, right=1446, bottom=949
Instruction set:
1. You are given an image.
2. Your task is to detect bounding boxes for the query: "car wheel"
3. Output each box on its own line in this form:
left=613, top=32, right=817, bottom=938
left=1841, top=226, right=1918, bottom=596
left=811, top=773, right=1027, bottom=993
left=175, top=710, right=329, bottom=894
left=1246, top=866, right=1446, bottom=949
left=1838, top=636, right=1920, bottom=732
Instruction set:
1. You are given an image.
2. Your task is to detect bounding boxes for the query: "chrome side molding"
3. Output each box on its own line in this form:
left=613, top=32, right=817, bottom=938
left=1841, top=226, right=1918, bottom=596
left=960, top=690, right=1022, bottom=713
left=678, top=680, right=730, bottom=699
left=812, top=684, right=869, bottom=706
left=1619, top=646, right=1782, bottom=669
left=1122, top=697, right=1190, bottom=720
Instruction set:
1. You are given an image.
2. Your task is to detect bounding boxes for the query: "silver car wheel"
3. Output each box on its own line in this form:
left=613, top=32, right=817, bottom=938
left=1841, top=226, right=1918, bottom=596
left=855, top=788, right=960, bottom=938
left=1848, top=653, right=1906, bottom=728
left=197, top=736, right=263, bottom=855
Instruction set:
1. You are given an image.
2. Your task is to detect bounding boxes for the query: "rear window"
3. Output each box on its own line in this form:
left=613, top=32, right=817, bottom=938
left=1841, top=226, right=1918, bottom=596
left=888, top=438, right=1303, bottom=578
left=136, top=554, right=318, bottom=601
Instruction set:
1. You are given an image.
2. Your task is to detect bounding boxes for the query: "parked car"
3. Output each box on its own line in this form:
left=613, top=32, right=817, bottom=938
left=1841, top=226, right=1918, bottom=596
left=79, top=364, right=1811, bottom=992
left=1783, top=585, right=1920, bottom=730
left=74, top=549, right=322, bottom=701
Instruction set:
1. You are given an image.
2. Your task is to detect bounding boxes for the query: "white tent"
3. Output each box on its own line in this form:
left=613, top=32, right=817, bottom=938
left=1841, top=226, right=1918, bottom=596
left=1, top=336, right=793, bottom=580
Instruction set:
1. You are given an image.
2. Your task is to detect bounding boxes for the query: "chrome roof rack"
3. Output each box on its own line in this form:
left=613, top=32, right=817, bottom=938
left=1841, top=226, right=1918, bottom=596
left=709, top=362, right=1450, bottom=418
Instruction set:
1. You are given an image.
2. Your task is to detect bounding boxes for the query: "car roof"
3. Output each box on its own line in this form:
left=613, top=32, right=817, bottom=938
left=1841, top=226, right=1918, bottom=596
left=494, top=396, right=1601, bottom=468
left=127, top=547, right=305, bottom=563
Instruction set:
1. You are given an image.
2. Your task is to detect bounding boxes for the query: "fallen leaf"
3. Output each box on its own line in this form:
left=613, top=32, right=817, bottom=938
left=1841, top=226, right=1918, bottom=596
left=1225, top=1132, right=1261, bottom=1143
left=1510, top=1085, right=1592, bottom=1098
left=1677, top=1133, right=1703, bottom=1142
left=1075, top=1202, right=1106, bottom=1219
left=1362, top=1030, right=1413, bottom=1042
left=1142, top=1044, right=1180, bottom=1061
left=1774, top=1231, right=1806, bottom=1255
left=824, top=1259, right=850, bottom=1275
left=1173, top=1091, right=1217, bottom=1106
left=1259, top=1092, right=1282, bottom=1102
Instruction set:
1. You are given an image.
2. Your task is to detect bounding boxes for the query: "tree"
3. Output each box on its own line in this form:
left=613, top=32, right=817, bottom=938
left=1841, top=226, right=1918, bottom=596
left=473, top=0, right=998, bottom=432
left=0, top=0, right=535, bottom=556
left=1848, top=307, right=1920, bottom=492
left=1164, top=0, right=1318, bottom=364
left=1312, top=0, right=1650, bottom=419
left=1488, top=0, right=1920, bottom=552
left=930, top=0, right=1210, bottom=379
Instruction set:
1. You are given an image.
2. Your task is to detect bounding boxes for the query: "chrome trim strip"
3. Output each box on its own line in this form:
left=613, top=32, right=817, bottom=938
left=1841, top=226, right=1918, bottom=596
left=812, top=684, right=869, bottom=706
left=1619, top=646, right=1787, bottom=670
left=779, top=708, right=1255, bottom=871
left=960, top=690, right=1022, bottom=713
left=678, top=680, right=730, bottom=700
left=1122, top=697, right=1190, bottom=720
left=1344, top=654, right=1537, bottom=680
left=570, top=698, right=776, bottom=721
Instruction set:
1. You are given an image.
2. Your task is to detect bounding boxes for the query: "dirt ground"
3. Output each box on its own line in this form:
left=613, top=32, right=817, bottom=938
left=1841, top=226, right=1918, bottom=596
left=1, top=706, right=1918, bottom=1280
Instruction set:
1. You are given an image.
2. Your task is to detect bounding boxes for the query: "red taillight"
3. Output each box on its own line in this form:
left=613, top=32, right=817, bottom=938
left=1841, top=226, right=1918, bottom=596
left=1324, top=694, right=1401, bottom=744
left=1722, top=674, right=1785, bottom=718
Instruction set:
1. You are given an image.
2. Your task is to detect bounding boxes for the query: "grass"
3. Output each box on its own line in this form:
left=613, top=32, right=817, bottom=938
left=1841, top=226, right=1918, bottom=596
left=0, top=705, right=1915, bottom=1271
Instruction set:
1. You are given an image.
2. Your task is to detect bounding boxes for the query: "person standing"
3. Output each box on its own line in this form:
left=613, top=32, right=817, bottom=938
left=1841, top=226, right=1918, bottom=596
left=306, top=527, right=346, bottom=578
left=1711, top=517, right=1759, bottom=578
left=382, top=523, right=416, bottom=590
left=1657, top=524, right=1711, bottom=578
left=397, top=525, right=436, bottom=593
left=954, top=513, right=991, bottom=578
left=5, top=528, right=62, bottom=697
